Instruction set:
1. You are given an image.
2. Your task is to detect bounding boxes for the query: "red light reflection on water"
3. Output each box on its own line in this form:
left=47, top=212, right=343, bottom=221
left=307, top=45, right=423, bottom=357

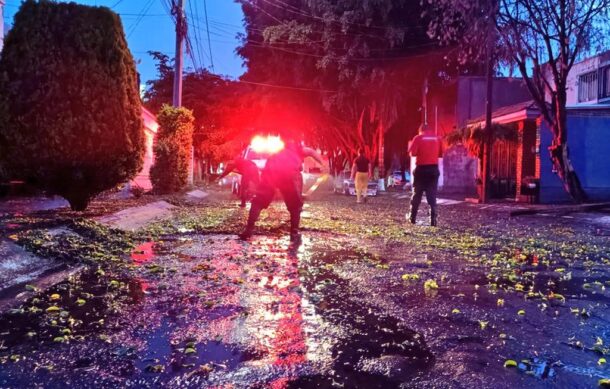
left=131, top=242, right=155, bottom=264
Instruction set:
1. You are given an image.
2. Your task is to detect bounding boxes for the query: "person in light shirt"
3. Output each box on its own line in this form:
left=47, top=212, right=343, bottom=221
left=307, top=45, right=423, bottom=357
left=407, top=124, right=444, bottom=226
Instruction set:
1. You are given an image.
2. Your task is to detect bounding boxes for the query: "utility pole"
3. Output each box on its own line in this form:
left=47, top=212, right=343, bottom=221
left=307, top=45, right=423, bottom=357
left=0, top=0, right=6, bottom=54
left=171, top=0, right=194, bottom=184
left=172, top=0, right=185, bottom=107
left=481, top=44, right=494, bottom=203
left=480, top=4, right=497, bottom=204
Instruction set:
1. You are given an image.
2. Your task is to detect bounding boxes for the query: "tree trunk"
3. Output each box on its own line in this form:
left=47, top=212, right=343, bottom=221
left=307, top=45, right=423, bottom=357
left=549, top=90, right=587, bottom=203
left=549, top=141, right=587, bottom=203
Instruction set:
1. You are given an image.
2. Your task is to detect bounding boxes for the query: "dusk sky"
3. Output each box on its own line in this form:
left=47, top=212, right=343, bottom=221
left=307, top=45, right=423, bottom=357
left=2, top=0, right=247, bottom=84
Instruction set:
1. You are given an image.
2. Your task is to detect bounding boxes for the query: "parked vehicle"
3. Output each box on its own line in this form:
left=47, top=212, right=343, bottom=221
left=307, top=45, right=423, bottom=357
left=333, top=171, right=379, bottom=197
left=389, top=170, right=411, bottom=187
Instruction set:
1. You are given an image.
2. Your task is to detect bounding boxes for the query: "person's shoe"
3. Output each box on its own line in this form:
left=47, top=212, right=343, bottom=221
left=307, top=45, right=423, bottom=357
left=238, top=229, right=253, bottom=240
left=406, top=213, right=416, bottom=224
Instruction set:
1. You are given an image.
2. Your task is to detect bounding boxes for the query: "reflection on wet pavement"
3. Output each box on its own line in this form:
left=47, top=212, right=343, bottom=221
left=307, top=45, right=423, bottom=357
left=0, top=227, right=609, bottom=388
left=0, top=234, right=436, bottom=387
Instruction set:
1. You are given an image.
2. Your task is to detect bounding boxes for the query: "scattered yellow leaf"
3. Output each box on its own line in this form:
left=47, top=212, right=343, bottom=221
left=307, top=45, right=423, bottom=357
left=424, top=279, right=438, bottom=290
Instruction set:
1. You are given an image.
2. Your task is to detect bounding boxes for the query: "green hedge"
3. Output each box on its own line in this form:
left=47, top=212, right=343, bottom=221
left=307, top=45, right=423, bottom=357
left=0, top=0, right=144, bottom=210
left=150, top=105, right=194, bottom=194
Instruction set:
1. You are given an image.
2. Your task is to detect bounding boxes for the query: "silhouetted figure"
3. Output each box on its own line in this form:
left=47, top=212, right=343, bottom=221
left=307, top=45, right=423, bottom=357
left=351, top=149, right=371, bottom=203
left=219, top=157, right=260, bottom=207
left=239, top=141, right=324, bottom=242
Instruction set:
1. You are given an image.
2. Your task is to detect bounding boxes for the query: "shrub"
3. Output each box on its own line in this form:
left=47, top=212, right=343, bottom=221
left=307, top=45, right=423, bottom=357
left=150, top=105, right=194, bottom=194
left=0, top=0, right=144, bottom=210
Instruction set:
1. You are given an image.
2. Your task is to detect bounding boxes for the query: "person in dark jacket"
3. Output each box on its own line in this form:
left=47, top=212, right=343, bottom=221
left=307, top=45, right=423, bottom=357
left=407, top=125, right=444, bottom=226
left=218, top=157, right=260, bottom=207
left=239, top=140, right=324, bottom=242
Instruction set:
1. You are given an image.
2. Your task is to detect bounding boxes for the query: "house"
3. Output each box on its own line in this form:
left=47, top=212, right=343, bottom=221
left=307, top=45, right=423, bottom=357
left=557, top=50, right=610, bottom=106
left=424, top=76, right=532, bottom=193
left=130, top=107, right=159, bottom=191
left=539, top=50, right=610, bottom=202
left=465, top=51, right=610, bottom=203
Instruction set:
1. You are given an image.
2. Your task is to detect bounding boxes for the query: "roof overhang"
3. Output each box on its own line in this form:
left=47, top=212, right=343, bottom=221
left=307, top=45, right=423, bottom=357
left=470, top=106, right=540, bottom=127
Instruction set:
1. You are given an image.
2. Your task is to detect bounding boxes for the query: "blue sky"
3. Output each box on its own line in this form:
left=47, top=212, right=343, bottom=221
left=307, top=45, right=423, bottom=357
left=2, top=0, right=246, bottom=83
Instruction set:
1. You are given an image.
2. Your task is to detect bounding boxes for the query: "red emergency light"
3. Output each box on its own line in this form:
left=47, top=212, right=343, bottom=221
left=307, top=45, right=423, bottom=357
left=250, top=135, right=285, bottom=154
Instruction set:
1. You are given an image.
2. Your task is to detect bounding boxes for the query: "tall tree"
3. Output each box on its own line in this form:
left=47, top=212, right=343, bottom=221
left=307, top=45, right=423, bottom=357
left=236, top=0, right=446, bottom=173
left=0, top=0, right=144, bottom=210
left=427, top=0, right=610, bottom=202
left=143, top=52, right=251, bottom=175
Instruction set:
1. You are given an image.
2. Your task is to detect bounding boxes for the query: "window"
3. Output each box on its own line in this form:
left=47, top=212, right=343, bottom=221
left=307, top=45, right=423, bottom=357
left=602, top=66, right=610, bottom=99
left=578, top=71, right=598, bottom=102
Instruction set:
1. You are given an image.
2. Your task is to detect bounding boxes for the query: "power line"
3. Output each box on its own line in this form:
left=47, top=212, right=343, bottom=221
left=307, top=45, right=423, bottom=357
left=186, top=0, right=204, bottom=70
left=260, top=0, right=430, bottom=31
left=193, top=0, right=209, bottom=69
left=126, top=0, right=155, bottom=39
left=204, top=72, right=336, bottom=93
left=202, top=0, right=215, bottom=73
left=111, top=0, right=126, bottom=8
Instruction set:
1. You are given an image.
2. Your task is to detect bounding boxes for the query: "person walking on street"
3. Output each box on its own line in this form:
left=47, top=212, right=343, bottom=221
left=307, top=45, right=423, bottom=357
left=239, top=140, right=325, bottom=242
left=407, top=125, right=444, bottom=226
left=351, top=148, right=371, bottom=203
left=218, top=157, right=260, bottom=207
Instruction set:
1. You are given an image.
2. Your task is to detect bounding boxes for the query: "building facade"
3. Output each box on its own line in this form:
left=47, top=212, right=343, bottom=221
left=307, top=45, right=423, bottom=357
left=555, top=50, right=610, bottom=106
left=130, top=107, right=159, bottom=191
left=426, top=76, right=532, bottom=194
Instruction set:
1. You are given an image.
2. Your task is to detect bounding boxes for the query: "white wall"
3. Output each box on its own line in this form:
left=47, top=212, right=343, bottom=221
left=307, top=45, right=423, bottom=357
left=543, top=52, right=610, bottom=106
left=130, top=107, right=158, bottom=190
left=565, top=56, right=600, bottom=105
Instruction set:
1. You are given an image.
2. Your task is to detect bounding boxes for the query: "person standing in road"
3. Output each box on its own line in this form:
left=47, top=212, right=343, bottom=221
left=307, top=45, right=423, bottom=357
left=407, top=125, right=444, bottom=226
left=351, top=148, right=371, bottom=203
left=239, top=140, right=325, bottom=243
left=218, top=157, right=260, bottom=207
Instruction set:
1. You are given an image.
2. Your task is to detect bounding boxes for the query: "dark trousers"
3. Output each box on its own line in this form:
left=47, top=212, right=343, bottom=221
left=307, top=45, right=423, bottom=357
left=240, top=174, right=259, bottom=206
left=245, top=169, right=303, bottom=233
left=409, top=165, right=440, bottom=223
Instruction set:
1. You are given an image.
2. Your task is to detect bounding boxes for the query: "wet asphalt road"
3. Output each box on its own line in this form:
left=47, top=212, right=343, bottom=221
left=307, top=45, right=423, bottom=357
left=1, top=191, right=610, bottom=388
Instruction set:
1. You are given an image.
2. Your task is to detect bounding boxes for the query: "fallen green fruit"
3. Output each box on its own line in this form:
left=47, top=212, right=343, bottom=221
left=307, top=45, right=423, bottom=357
left=504, top=359, right=518, bottom=368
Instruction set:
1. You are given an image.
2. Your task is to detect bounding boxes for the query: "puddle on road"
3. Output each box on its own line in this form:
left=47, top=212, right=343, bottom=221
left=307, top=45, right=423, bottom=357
left=290, top=248, right=434, bottom=388
left=130, top=241, right=155, bottom=264
left=2, top=232, right=608, bottom=388
left=0, top=234, right=435, bottom=387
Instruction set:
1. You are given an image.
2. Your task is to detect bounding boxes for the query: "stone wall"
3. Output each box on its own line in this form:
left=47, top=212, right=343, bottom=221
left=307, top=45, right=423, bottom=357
left=442, top=145, right=477, bottom=194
